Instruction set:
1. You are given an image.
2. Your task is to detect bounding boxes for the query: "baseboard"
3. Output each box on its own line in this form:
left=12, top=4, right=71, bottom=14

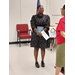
left=9, top=41, right=31, bottom=45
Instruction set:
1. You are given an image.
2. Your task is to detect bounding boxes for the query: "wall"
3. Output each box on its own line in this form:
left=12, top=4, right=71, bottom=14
left=9, top=0, right=46, bottom=42
left=20, top=0, right=47, bottom=28
left=46, top=0, right=65, bottom=25
left=20, top=0, right=37, bottom=29
left=9, top=0, right=21, bottom=42
left=9, top=0, right=65, bottom=42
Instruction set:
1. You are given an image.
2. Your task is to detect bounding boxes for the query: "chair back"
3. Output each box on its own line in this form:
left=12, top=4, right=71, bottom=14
left=16, top=24, right=28, bottom=33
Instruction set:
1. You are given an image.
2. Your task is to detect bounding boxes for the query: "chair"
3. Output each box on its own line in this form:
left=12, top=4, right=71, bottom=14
left=16, top=24, right=31, bottom=47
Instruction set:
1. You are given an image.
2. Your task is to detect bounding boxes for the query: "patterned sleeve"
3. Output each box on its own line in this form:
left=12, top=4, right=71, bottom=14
left=45, top=15, right=50, bottom=30
left=30, top=15, right=36, bottom=30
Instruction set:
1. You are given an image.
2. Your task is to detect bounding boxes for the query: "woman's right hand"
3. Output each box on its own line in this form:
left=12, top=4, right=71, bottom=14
left=37, top=32, right=42, bottom=37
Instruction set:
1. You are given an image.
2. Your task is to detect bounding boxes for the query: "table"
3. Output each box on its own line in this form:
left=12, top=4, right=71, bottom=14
left=50, top=37, right=56, bottom=52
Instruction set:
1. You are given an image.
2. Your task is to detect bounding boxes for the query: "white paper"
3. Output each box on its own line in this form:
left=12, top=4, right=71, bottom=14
left=41, top=31, right=50, bottom=40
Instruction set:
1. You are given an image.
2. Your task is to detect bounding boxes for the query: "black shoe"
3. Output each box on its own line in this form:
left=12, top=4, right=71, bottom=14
left=41, top=61, right=45, bottom=67
left=35, top=62, right=40, bottom=68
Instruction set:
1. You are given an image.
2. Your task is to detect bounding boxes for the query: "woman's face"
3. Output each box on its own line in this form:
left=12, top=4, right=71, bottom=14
left=61, top=8, right=65, bottom=16
left=38, top=6, right=44, bottom=14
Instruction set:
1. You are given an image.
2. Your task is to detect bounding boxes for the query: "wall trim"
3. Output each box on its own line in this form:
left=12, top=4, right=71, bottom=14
left=9, top=41, right=31, bottom=45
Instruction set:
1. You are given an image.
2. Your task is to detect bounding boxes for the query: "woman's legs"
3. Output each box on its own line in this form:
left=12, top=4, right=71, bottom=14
left=41, top=48, right=45, bottom=62
left=41, top=48, right=45, bottom=67
left=55, top=43, right=65, bottom=75
left=34, top=48, right=45, bottom=68
left=34, top=48, right=45, bottom=62
left=55, top=67, right=65, bottom=75
left=34, top=48, right=39, bottom=63
left=55, top=67, right=61, bottom=75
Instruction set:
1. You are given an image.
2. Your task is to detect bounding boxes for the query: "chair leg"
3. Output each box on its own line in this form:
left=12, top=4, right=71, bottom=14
left=19, top=38, right=21, bottom=47
left=17, top=37, right=18, bottom=45
left=27, top=39, right=30, bottom=45
left=53, top=39, right=54, bottom=48
left=17, top=32, right=18, bottom=45
left=50, top=39, right=52, bottom=52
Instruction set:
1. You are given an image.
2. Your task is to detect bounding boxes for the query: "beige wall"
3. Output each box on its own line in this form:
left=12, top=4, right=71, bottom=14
left=9, top=0, right=65, bottom=42
left=9, top=0, right=46, bottom=42
left=9, top=0, right=21, bottom=42
left=46, top=0, right=65, bottom=25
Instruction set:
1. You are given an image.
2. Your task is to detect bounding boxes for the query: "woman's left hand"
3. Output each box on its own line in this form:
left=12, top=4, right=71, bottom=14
left=37, top=32, right=42, bottom=37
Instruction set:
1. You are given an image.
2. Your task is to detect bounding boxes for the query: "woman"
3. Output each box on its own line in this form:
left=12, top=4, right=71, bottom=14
left=30, top=5, right=50, bottom=68
left=55, top=5, right=65, bottom=75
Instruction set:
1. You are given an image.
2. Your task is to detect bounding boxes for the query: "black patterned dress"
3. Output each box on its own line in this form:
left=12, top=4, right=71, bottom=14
left=30, top=14, right=50, bottom=49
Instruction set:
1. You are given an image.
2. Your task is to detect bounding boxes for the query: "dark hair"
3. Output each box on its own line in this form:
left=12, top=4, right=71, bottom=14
left=63, top=5, right=65, bottom=9
left=37, top=5, right=43, bottom=10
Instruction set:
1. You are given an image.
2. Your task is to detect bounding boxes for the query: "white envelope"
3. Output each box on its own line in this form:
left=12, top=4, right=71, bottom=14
left=41, top=31, right=50, bottom=40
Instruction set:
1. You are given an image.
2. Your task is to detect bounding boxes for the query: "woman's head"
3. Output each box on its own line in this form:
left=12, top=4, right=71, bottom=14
left=61, top=5, right=65, bottom=16
left=37, top=5, right=44, bottom=14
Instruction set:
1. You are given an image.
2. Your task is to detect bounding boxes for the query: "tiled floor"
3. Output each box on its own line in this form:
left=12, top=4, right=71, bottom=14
left=9, top=44, right=63, bottom=75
